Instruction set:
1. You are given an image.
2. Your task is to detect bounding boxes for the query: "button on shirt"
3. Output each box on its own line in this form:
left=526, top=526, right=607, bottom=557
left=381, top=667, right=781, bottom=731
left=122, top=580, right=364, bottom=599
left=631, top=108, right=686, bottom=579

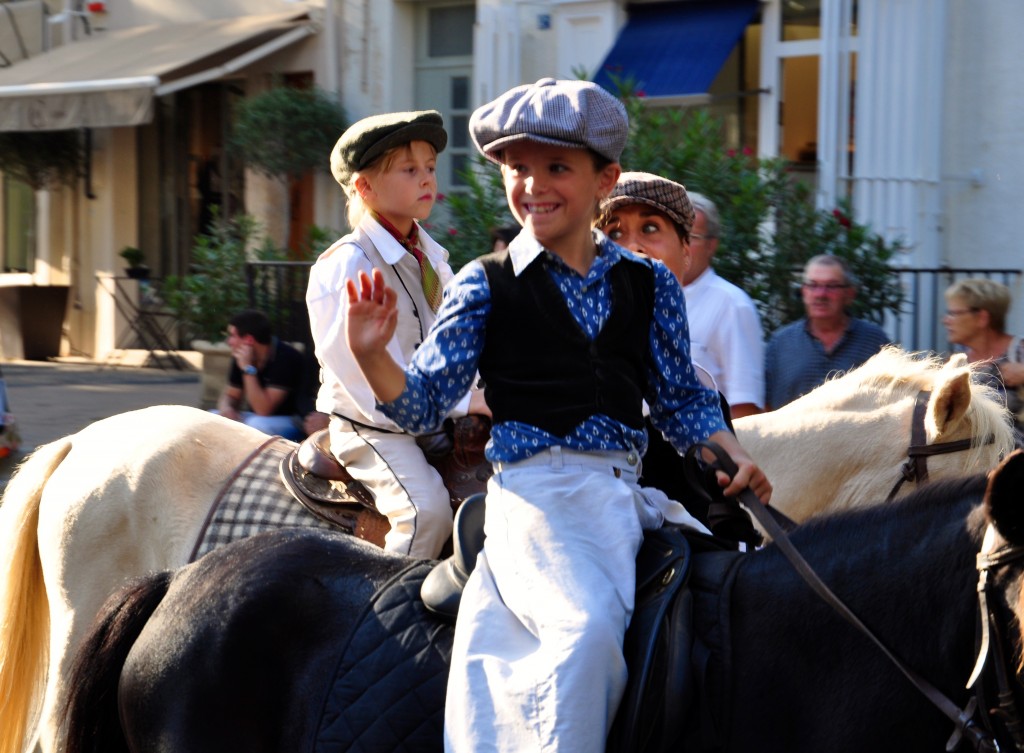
left=379, top=231, right=727, bottom=463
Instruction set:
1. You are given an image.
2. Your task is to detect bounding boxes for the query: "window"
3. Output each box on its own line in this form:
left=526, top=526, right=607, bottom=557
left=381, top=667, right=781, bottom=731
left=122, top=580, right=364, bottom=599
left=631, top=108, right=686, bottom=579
left=415, top=3, right=475, bottom=196
left=3, top=175, right=35, bottom=273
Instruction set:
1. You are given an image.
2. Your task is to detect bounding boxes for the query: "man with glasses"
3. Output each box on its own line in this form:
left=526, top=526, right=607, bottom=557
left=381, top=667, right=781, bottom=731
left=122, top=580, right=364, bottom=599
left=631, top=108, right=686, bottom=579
left=765, top=254, right=890, bottom=409
left=682, top=193, right=765, bottom=419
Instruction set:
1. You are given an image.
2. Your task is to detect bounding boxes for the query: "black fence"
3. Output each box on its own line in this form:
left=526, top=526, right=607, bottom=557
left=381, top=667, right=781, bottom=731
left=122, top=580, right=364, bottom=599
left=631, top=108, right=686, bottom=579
left=245, top=261, right=1022, bottom=355
left=245, top=261, right=315, bottom=351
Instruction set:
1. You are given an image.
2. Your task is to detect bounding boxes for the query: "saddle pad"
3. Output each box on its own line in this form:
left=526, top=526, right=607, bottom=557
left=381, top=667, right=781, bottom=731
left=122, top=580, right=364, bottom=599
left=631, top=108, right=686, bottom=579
left=190, top=437, right=335, bottom=561
left=315, top=561, right=452, bottom=753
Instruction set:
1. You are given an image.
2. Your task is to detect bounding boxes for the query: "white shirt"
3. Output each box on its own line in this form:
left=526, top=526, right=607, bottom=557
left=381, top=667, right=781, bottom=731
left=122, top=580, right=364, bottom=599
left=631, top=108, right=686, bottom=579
left=683, top=267, right=766, bottom=409
left=306, top=214, right=470, bottom=431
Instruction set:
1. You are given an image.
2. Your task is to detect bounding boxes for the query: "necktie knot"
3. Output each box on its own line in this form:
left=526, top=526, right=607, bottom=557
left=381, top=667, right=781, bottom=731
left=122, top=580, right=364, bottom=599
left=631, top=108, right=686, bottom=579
left=371, top=212, right=442, bottom=312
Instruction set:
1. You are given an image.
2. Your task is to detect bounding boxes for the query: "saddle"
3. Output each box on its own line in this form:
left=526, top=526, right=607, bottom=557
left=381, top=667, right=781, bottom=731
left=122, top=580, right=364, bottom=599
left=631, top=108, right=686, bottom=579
left=421, top=501, right=740, bottom=753
left=279, top=415, right=493, bottom=545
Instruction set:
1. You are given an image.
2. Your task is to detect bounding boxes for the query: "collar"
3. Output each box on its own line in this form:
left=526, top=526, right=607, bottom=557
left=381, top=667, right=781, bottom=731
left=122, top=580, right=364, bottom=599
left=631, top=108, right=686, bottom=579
left=360, top=215, right=419, bottom=265
left=507, top=229, right=636, bottom=278
left=684, top=266, right=716, bottom=291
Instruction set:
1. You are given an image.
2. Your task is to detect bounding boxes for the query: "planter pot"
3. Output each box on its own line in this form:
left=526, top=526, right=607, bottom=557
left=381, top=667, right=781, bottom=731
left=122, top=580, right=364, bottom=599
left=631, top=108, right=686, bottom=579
left=124, top=265, right=150, bottom=280
left=192, top=339, right=232, bottom=410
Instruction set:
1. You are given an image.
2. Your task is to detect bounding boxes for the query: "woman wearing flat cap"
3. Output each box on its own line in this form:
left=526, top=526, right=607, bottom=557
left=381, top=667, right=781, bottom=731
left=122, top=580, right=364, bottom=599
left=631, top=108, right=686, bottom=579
left=306, top=110, right=486, bottom=560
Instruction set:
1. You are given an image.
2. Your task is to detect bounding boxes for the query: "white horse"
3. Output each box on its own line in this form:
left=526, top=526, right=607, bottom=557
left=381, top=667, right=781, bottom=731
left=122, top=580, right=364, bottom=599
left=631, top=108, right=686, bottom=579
left=0, top=346, right=1013, bottom=753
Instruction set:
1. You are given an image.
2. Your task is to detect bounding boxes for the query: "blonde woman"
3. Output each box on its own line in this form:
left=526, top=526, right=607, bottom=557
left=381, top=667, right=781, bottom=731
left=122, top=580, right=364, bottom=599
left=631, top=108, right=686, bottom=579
left=943, top=277, right=1024, bottom=444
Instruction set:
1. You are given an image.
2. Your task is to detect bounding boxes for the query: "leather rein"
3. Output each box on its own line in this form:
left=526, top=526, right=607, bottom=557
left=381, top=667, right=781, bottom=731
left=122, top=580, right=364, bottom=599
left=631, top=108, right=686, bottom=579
left=691, top=440, right=1024, bottom=753
left=885, top=390, right=997, bottom=503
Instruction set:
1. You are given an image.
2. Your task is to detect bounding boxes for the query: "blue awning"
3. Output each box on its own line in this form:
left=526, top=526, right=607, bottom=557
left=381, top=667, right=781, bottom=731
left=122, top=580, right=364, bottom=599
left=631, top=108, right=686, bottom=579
left=594, top=1, right=759, bottom=100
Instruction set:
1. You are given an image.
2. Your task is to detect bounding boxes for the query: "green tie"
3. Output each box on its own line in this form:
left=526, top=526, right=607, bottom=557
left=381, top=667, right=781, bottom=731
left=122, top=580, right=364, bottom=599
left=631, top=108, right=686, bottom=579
left=407, top=243, right=443, bottom=312
left=372, top=212, right=443, bottom=312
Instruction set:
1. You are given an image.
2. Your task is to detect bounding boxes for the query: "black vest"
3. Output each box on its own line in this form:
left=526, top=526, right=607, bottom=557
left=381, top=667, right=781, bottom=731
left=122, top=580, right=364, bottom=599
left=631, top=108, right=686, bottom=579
left=478, top=249, right=654, bottom=437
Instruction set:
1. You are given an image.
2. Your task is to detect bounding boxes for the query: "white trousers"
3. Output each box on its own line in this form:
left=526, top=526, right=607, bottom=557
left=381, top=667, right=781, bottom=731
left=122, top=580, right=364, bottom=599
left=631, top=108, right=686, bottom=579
left=328, top=418, right=453, bottom=558
left=444, top=447, right=706, bottom=753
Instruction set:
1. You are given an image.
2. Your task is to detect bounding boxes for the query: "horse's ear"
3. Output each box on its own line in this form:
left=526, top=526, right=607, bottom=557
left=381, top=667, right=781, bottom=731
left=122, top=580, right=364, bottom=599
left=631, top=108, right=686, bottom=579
left=946, top=353, right=969, bottom=369
left=986, top=450, right=1024, bottom=544
left=928, top=371, right=972, bottom=437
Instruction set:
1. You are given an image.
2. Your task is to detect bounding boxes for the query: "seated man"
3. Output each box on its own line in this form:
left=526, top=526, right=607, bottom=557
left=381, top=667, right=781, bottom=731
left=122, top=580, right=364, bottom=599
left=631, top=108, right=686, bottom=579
left=213, top=309, right=305, bottom=440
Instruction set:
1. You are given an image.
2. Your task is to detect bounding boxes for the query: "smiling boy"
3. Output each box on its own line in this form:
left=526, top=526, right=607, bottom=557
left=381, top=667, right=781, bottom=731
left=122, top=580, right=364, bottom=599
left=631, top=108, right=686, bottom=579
left=346, top=79, right=770, bottom=752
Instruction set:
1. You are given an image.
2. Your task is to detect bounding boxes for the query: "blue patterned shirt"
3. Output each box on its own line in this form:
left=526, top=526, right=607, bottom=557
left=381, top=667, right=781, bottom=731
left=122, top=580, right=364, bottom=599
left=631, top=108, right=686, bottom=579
left=379, top=231, right=728, bottom=463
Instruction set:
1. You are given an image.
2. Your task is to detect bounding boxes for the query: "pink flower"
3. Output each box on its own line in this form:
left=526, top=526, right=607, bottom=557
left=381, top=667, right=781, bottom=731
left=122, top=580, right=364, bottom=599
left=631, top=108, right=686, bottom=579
left=635, top=90, right=647, bottom=98
left=448, top=228, right=458, bottom=236
left=742, top=146, right=754, bottom=156
left=436, top=193, right=446, bottom=202
left=726, top=149, right=736, bottom=158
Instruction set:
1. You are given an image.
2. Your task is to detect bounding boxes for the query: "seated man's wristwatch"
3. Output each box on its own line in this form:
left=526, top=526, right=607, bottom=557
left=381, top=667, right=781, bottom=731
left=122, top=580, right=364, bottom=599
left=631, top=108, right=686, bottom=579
left=242, top=365, right=258, bottom=376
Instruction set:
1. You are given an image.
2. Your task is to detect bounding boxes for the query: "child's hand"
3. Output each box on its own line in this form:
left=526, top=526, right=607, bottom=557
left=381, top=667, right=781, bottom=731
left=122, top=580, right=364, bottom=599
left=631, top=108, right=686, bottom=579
left=706, top=430, right=772, bottom=504
left=346, top=268, right=398, bottom=358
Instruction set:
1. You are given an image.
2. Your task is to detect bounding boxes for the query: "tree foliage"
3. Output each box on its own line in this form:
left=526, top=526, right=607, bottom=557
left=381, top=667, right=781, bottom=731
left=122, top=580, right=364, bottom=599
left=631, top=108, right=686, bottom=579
left=441, top=89, right=905, bottom=335
left=229, top=85, right=347, bottom=180
left=163, top=211, right=279, bottom=342
left=0, top=130, right=84, bottom=191
left=437, top=156, right=516, bottom=270
left=617, top=94, right=905, bottom=333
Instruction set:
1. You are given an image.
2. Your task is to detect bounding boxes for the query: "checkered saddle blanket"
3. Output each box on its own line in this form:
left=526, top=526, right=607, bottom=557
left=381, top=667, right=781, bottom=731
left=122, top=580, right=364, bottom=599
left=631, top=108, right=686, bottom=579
left=190, top=437, right=335, bottom=562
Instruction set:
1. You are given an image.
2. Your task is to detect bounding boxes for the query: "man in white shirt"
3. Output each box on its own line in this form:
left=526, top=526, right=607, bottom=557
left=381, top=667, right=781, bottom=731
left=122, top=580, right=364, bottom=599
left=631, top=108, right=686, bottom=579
left=682, top=193, right=765, bottom=418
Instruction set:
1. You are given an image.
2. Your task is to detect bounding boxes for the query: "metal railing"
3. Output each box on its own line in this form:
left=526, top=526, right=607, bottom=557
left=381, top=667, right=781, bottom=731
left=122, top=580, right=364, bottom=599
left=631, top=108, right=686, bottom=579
left=886, top=267, right=1021, bottom=353
left=245, top=261, right=315, bottom=351
left=245, top=261, right=1022, bottom=355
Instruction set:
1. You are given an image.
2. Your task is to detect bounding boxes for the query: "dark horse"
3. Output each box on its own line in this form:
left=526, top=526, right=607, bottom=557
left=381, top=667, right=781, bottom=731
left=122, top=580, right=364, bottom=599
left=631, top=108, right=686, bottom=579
left=63, top=452, right=1024, bottom=753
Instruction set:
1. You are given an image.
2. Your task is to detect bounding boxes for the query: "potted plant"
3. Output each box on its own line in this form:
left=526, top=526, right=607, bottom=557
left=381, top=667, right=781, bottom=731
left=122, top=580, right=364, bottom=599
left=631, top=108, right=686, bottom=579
left=119, top=246, right=150, bottom=279
left=163, top=211, right=285, bottom=407
left=229, top=83, right=346, bottom=248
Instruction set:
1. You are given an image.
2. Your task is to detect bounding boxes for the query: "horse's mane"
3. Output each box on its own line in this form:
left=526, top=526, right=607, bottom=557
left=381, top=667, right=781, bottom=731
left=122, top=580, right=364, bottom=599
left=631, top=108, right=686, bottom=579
left=783, top=345, right=1015, bottom=469
left=749, top=471, right=989, bottom=593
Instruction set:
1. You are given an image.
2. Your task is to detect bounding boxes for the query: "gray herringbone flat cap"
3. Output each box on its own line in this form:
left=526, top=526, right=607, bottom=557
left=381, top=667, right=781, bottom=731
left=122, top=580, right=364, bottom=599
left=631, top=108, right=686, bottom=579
left=331, top=110, right=447, bottom=186
left=469, top=78, right=628, bottom=163
left=599, top=171, right=695, bottom=236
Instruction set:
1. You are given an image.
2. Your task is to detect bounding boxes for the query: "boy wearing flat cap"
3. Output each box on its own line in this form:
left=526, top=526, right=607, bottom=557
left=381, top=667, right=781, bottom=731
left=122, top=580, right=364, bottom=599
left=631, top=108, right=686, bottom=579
left=307, top=110, right=485, bottom=560
left=346, top=79, right=770, bottom=751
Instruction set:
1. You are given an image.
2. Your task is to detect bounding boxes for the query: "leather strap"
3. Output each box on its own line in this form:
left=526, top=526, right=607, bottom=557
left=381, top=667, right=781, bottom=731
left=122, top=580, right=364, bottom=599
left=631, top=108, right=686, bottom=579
left=688, top=440, right=999, bottom=753
left=886, top=391, right=996, bottom=503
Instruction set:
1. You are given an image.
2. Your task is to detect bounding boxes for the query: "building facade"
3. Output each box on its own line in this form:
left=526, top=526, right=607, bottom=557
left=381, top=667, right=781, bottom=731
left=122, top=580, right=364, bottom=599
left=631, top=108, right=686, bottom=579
left=0, top=0, right=1021, bottom=361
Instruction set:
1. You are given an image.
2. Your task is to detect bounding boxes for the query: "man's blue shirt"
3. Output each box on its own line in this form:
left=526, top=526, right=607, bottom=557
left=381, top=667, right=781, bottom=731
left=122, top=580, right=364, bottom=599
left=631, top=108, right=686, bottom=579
left=379, top=232, right=727, bottom=463
left=765, top=317, right=890, bottom=409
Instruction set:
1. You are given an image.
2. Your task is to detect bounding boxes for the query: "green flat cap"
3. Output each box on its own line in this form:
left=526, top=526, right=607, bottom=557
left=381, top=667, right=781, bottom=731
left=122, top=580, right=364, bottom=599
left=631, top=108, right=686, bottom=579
left=330, top=110, right=447, bottom=186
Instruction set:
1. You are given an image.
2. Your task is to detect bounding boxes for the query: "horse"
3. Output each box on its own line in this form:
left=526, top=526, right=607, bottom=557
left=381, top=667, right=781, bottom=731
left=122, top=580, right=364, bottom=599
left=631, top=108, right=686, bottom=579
left=0, top=346, right=1013, bottom=753
left=60, top=451, right=1024, bottom=752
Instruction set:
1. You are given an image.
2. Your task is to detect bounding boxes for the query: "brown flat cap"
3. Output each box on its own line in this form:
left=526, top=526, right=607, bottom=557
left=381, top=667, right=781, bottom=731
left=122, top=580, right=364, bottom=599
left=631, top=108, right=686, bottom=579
left=331, top=110, right=447, bottom=186
left=599, top=171, right=695, bottom=236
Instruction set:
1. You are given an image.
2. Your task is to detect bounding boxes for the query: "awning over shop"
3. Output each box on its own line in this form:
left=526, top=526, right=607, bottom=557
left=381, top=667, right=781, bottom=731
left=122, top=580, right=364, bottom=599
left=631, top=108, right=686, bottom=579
left=0, top=10, right=318, bottom=131
left=593, top=0, right=759, bottom=102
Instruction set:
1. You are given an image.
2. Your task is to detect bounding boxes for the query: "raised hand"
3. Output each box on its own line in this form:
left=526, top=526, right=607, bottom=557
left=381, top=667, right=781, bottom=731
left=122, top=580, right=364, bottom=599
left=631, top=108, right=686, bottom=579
left=345, top=268, right=407, bottom=404
left=346, top=268, right=399, bottom=359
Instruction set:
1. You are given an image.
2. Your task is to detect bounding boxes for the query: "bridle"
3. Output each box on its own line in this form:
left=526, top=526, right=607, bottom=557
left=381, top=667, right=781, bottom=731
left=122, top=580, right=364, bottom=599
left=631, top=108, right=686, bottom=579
left=885, top=390, right=997, bottom=503
left=689, top=441, right=1024, bottom=753
left=967, top=527, right=1024, bottom=752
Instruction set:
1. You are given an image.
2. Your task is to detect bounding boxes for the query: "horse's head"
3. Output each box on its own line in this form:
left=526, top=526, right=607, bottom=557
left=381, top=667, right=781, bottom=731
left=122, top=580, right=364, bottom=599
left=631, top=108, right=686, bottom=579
left=983, top=450, right=1024, bottom=614
left=737, top=347, right=1016, bottom=524
left=921, top=354, right=1015, bottom=476
left=967, top=450, right=1024, bottom=750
